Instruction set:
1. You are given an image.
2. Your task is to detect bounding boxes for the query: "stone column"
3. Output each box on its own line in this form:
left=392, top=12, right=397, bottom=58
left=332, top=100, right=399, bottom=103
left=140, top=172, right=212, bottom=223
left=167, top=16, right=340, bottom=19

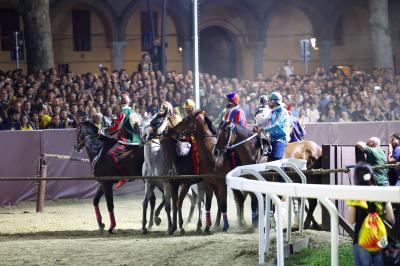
left=17, top=0, right=54, bottom=74
left=318, top=40, right=334, bottom=72
left=112, top=41, right=127, bottom=71
left=369, top=0, right=394, bottom=69
left=182, top=40, right=193, bottom=73
left=252, top=41, right=265, bottom=79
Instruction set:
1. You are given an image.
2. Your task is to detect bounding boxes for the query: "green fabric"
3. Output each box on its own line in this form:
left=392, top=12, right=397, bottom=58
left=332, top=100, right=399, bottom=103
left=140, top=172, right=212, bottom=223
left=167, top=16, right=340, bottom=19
left=121, top=107, right=141, bottom=144
left=364, top=146, right=389, bottom=185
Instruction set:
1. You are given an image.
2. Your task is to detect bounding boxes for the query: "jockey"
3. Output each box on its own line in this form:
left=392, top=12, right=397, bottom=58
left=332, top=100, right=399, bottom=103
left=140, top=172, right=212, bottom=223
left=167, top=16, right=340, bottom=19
left=104, top=93, right=141, bottom=189
left=254, top=95, right=271, bottom=126
left=223, top=91, right=247, bottom=127
left=183, top=99, right=196, bottom=116
left=254, top=91, right=290, bottom=161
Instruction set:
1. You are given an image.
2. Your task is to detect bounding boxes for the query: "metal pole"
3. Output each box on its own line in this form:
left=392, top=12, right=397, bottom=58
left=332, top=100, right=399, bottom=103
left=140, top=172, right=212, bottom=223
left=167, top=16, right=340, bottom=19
left=14, top=32, right=20, bottom=69
left=146, top=0, right=156, bottom=45
left=36, top=158, right=47, bottom=212
left=193, top=0, right=200, bottom=108
left=161, top=0, right=167, bottom=74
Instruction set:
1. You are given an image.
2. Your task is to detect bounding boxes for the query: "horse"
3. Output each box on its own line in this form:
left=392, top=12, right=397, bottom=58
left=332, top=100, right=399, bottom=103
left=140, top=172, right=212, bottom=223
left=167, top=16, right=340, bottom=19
left=74, top=120, right=164, bottom=233
left=213, top=121, right=322, bottom=229
left=172, top=110, right=233, bottom=232
left=142, top=113, right=204, bottom=234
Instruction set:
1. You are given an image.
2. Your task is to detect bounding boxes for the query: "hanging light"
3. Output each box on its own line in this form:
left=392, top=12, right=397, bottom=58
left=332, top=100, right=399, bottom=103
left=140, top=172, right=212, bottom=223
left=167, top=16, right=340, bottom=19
left=310, top=37, right=318, bottom=50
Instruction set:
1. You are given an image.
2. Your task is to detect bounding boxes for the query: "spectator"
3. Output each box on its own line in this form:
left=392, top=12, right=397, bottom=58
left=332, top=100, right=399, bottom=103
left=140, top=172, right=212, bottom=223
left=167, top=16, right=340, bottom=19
left=138, top=53, right=153, bottom=73
left=283, top=59, right=294, bottom=77
left=388, top=133, right=400, bottom=186
left=356, top=137, right=389, bottom=186
left=48, top=114, right=64, bottom=129
left=0, top=108, right=21, bottom=130
left=347, top=162, right=394, bottom=266
left=21, top=114, right=33, bottom=130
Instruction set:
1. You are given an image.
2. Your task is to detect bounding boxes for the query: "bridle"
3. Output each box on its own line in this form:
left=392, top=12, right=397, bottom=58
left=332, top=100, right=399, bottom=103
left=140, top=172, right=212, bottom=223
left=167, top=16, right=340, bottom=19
left=175, top=111, right=215, bottom=139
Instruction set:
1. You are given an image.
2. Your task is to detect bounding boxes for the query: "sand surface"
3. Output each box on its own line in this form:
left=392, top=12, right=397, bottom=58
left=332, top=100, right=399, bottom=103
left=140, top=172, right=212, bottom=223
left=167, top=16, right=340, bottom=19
left=0, top=190, right=351, bottom=265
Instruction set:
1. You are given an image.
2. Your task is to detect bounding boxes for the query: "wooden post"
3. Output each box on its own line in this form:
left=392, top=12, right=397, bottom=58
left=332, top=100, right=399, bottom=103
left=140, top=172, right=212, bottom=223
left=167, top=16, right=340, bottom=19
left=36, top=157, right=47, bottom=212
left=321, top=145, right=333, bottom=231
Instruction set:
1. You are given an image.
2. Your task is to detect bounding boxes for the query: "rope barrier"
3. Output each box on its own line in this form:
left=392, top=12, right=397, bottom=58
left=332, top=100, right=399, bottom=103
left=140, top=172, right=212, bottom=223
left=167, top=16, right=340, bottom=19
left=42, top=153, right=90, bottom=163
left=1, top=163, right=399, bottom=182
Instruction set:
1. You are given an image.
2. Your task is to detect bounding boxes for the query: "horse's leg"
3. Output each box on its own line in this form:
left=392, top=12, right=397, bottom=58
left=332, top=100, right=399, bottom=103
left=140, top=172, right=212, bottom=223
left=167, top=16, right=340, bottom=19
left=203, top=182, right=213, bottom=233
left=250, top=192, right=259, bottom=228
left=172, top=183, right=184, bottom=235
left=185, top=187, right=197, bottom=224
left=292, top=197, right=300, bottom=228
left=148, top=191, right=156, bottom=229
left=217, top=184, right=229, bottom=232
left=142, top=181, right=154, bottom=234
left=214, top=186, right=221, bottom=229
left=154, top=189, right=165, bottom=226
left=232, top=189, right=245, bottom=227
left=103, top=181, right=116, bottom=234
left=196, top=182, right=204, bottom=233
left=93, top=184, right=105, bottom=233
left=163, top=183, right=174, bottom=235
left=304, top=198, right=320, bottom=230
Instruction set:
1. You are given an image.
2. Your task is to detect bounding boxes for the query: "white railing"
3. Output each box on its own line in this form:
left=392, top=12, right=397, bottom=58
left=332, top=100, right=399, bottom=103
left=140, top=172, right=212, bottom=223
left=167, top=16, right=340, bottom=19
left=226, top=159, right=400, bottom=266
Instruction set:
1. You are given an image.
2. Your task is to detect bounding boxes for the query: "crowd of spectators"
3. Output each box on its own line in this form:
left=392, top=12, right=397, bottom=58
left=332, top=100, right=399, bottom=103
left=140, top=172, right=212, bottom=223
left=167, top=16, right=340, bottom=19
left=0, top=63, right=399, bottom=131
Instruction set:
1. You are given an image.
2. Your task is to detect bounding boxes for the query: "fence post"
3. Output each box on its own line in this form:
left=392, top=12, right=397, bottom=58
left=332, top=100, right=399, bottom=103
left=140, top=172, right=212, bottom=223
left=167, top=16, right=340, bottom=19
left=36, top=156, right=47, bottom=212
left=321, top=145, right=332, bottom=230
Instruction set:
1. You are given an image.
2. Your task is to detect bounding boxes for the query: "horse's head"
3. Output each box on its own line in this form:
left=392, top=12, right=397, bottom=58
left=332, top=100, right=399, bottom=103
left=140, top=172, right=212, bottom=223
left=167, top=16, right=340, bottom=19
left=173, top=110, right=212, bottom=138
left=214, top=121, right=236, bottom=157
left=74, top=121, right=99, bottom=152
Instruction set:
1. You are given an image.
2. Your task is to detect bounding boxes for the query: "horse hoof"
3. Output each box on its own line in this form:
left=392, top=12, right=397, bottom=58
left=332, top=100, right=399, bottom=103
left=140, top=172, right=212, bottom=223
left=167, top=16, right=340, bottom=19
left=222, top=225, right=229, bottom=232
left=203, top=227, right=211, bottom=235
left=148, top=222, right=153, bottom=229
left=196, top=227, right=202, bottom=234
left=108, top=229, right=114, bottom=234
left=180, top=229, right=185, bottom=236
left=98, top=223, right=105, bottom=234
left=142, top=228, right=148, bottom=234
left=155, top=217, right=161, bottom=226
left=312, top=223, right=322, bottom=231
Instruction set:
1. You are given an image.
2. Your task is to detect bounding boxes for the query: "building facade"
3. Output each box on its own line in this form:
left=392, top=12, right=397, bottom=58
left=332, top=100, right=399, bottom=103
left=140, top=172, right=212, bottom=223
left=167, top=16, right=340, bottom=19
left=0, top=0, right=399, bottom=78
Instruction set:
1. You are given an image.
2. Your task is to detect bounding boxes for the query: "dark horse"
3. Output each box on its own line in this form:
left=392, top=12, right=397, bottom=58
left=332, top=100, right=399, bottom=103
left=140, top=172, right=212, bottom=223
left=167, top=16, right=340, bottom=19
left=74, top=121, right=150, bottom=233
left=172, top=110, right=233, bottom=232
left=214, top=121, right=322, bottom=229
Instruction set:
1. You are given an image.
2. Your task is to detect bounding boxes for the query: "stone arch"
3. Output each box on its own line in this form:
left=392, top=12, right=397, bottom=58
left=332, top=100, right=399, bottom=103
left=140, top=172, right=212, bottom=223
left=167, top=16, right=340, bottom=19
left=50, top=0, right=119, bottom=43
left=263, top=4, right=317, bottom=75
left=119, top=0, right=189, bottom=45
left=199, top=26, right=238, bottom=78
left=199, top=19, right=246, bottom=78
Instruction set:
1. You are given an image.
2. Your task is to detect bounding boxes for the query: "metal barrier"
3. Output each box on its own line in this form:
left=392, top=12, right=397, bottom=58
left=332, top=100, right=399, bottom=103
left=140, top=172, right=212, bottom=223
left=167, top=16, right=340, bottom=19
left=226, top=159, right=400, bottom=266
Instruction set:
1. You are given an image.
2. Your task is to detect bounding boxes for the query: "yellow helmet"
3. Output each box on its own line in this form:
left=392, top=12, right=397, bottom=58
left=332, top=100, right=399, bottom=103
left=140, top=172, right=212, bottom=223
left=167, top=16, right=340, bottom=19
left=160, top=101, right=173, bottom=115
left=183, top=99, right=196, bottom=110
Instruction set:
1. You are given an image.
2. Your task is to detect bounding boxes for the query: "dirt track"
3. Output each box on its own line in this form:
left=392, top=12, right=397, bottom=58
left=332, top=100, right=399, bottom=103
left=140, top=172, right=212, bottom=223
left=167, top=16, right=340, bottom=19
left=0, top=192, right=351, bottom=265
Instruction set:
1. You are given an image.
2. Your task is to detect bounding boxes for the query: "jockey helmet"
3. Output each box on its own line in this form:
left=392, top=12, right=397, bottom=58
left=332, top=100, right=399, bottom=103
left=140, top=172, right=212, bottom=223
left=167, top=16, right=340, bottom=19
left=120, top=93, right=131, bottom=105
left=226, top=91, right=240, bottom=105
left=259, top=95, right=268, bottom=105
left=269, top=91, right=283, bottom=105
left=160, top=101, right=173, bottom=115
left=183, top=99, right=196, bottom=110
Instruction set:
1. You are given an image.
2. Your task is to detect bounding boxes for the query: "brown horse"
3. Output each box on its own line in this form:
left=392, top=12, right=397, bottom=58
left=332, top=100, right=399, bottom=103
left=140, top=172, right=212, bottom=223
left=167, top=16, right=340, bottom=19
left=74, top=121, right=162, bottom=233
left=214, top=121, right=322, bottom=229
left=172, top=111, right=233, bottom=232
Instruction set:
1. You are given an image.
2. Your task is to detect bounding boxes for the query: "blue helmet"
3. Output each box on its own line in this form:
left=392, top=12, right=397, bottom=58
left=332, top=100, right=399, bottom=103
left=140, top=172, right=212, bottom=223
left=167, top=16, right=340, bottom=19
left=269, top=91, right=283, bottom=105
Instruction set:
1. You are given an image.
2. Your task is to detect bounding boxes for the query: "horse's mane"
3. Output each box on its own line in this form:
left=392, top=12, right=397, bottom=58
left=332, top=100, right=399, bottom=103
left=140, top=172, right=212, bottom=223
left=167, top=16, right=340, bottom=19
left=194, top=110, right=217, bottom=135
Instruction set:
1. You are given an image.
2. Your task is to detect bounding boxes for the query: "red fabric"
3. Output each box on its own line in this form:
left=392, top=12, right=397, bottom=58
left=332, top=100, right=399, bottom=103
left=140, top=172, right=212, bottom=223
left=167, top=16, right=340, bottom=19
left=108, top=145, right=128, bottom=176
left=205, top=211, right=211, bottom=227
left=94, top=205, right=102, bottom=222
left=230, top=150, right=238, bottom=168
left=106, top=112, right=125, bottom=136
left=190, top=136, right=200, bottom=175
left=109, top=212, right=116, bottom=230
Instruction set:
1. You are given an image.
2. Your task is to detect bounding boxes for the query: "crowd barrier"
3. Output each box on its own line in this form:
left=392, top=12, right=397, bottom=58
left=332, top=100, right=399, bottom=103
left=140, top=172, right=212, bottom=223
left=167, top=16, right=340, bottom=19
left=0, top=121, right=399, bottom=205
left=226, top=159, right=400, bottom=266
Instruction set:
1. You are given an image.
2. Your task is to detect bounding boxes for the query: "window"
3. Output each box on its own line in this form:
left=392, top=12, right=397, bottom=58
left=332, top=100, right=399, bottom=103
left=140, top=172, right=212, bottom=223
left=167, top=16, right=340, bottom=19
left=72, top=10, right=91, bottom=51
left=141, top=11, right=157, bottom=51
left=334, top=15, right=343, bottom=46
left=0, top=8, right=20, bottom=51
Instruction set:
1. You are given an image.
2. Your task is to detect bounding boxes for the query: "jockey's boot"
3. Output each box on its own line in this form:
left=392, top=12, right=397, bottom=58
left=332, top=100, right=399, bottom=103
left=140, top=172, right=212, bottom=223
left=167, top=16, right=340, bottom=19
left=115, top=179, right=127, bottom=189
left=111, top=156, right=127, bottom=189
